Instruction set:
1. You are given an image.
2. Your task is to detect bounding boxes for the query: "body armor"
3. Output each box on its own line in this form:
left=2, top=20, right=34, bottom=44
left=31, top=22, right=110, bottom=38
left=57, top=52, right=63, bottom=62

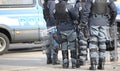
left=54, top=1, right=70, bottom=23
left=91, top=0, right=109, bottom=15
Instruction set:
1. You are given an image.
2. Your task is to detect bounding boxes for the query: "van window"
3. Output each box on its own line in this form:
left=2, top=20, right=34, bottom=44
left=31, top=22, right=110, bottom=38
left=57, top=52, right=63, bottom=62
left=0, top=0, right=35, bottom=8
left=0, top=0, right=33, bottom=5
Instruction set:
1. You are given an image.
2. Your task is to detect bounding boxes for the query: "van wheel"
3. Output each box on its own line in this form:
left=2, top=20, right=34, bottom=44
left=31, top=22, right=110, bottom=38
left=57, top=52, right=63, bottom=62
left=0, top=33, right=9, bottom=55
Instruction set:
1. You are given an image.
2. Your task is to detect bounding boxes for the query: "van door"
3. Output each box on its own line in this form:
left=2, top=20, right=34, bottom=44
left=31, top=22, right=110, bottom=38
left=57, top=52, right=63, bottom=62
left=0, top=0, right=43, bottom=42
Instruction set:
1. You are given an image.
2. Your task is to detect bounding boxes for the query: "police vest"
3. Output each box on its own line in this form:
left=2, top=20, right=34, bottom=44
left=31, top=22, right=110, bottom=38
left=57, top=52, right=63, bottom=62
left=54, top=1, right=70, bottom=23
left=91, top=0, right=110, bottom=15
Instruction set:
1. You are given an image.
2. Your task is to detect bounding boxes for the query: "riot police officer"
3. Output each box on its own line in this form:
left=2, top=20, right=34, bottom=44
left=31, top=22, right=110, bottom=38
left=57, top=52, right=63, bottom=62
left=43, top=0, right=60, bottom=65
left=54, top=0, right=77, bottom=68
left=75, top=0, right=88, bottom=67
left=81, top=0, right=117, bottom=70
left=68, top=0, right=88, bottom=68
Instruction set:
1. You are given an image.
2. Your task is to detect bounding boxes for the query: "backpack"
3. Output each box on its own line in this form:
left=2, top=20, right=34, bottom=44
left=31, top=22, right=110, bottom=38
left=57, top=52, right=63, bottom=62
left=54, top=1, right=70, bottom=23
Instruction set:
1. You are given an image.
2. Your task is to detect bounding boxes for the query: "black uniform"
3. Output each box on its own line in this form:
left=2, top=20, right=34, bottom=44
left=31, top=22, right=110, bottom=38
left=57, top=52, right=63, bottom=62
left=43, top=0, right=60, bottom=65
left=81, top=0, right=117, bottom=70
left=54, top=0, right=77, bottom=68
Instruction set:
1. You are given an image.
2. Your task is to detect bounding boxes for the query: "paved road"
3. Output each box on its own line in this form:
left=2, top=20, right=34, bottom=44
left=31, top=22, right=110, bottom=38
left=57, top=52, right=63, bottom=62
left=0, top=48, right=120, bottom=71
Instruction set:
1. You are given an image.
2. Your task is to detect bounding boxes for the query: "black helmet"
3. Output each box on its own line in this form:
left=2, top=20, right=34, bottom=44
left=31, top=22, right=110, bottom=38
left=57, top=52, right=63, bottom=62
left=76, top=0, right=80, bottom=2
left=58, top=0, right=63, bottom=1
left=58, top=0, right=67, bottom=2
left=64, top=0, right=68, bottom=2
left=44, top=0, right=48, bottom=2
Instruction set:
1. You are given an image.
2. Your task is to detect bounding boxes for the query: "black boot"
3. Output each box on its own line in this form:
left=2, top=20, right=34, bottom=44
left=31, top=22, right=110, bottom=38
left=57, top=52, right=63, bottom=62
left=75, top=53, right=85, bottom=67
left=52, top=48, right=60, bottom=65
left=98, top=58, right=105, bottom=70
left=76, top=59, right=80, bottom=68
left=89, top=58, right=96, bottom=70
left=89, top=62, right=96, bottom=70
left=62, top=50, right=69, bottom=68
left=71, top=50, right=77, bottom=69
left=110, top=58, right=115, bottom=62
left=52, top=54, right=60, bottom=65
left=75, top=59, right=85, bottom=68
left=76, top=55, right=86, bottom=68
left=46, top=53, right=52, bottom=64
left=46, top=45, right=52, bottom=64
left=76, top=60, right=85, bottom=68
left=47, top=57, right=52, bottom=64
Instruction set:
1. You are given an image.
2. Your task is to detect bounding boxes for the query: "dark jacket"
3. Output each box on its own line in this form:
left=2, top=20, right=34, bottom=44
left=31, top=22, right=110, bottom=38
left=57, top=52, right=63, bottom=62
left=43, top=0, right=56, bottom=27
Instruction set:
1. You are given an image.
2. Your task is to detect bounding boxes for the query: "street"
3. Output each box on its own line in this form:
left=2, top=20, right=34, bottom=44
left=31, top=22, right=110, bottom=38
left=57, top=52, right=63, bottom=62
left=0, top=0, right=119, bottom=71
left=0, top=44, right=120, bottom=71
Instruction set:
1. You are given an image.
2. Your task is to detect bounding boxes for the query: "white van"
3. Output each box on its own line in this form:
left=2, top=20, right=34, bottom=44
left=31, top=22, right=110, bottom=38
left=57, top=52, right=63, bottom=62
left=0, top=0, right=47, bottom=54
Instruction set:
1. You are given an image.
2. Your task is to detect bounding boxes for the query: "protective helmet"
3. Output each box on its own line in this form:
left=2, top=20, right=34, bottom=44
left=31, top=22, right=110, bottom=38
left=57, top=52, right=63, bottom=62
left=44, top=0, right=48, bottom=2
left=58, top=0, right=67, bottom=2
left=76, top=0, right=80, bottom=2
left=58, top=0, right=63, bottom=1
left=64, top=0, right=68, bottom=2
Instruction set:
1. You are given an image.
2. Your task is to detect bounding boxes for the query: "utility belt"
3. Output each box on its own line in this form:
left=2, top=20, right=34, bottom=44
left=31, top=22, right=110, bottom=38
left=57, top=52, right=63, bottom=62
left=90, top=13, right=109, bottom=18
left=53, top=30, right=75, bottom=44
left=57, top=20, right=72, bottom=25
left=59, top=21, right=67, bottom=23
